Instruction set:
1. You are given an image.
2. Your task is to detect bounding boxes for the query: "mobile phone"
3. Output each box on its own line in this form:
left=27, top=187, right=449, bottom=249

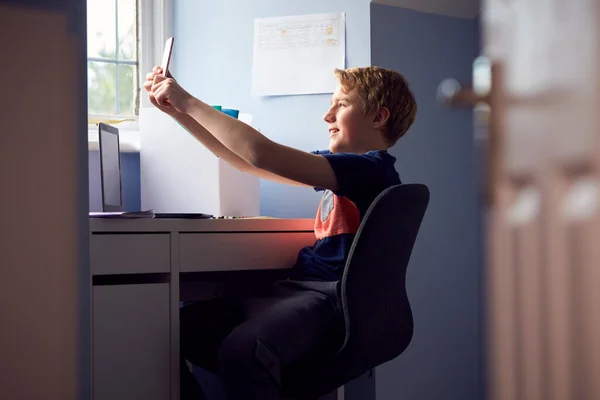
left=160, top=37, right=174, bottom=77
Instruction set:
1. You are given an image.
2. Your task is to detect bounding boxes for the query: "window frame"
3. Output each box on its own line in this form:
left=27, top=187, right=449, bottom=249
left=88, top=0, right=172, bottom=149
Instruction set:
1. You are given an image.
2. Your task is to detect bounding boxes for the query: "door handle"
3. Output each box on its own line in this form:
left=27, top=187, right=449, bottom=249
left=437, top=78, right=489, bottom=107
left=438, top=56, right=499, bottom=205
left=438, top=56, right=493, bottom=107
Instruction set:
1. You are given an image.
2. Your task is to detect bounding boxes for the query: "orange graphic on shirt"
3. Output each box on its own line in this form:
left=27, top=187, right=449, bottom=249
left=314, top=191, right=360, bottom=240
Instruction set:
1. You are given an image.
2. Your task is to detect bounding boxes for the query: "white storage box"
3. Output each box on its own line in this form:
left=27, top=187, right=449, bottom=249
left=140, top=107, right=260, bottom=217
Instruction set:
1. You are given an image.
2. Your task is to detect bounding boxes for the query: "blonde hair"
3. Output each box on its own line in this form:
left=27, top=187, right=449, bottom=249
left=334, top=66, right=417, bottom=146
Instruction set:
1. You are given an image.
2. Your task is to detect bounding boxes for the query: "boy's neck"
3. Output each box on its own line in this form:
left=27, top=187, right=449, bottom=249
left=332, top=146, right=388, bottom=154
left=345, top=142, right=389, bottom=154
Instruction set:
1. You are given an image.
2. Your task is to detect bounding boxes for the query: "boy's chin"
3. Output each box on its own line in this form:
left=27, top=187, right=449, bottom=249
left=328, top=141, right=342, bottom=153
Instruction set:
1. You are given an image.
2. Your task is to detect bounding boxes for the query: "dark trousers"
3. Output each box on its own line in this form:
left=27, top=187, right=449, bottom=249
left=180, top=280, right=344, bottom=400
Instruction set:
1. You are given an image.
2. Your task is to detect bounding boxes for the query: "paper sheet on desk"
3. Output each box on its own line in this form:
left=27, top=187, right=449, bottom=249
left=251, top=12, right=346, bottom=96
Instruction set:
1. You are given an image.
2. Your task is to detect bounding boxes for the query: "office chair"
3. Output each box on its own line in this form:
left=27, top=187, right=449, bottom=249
left=281, top=183, right=430, bottom=399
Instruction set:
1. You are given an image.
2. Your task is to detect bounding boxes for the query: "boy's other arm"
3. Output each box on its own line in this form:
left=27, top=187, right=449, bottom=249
left=150, top=75, right=339, bottom=191
left=171, top=112, right=310, bottom=187
left=181, top=98, right=340, bottom=192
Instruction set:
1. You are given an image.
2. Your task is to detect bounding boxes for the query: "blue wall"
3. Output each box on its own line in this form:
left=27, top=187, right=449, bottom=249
left=172, top=0, right=371, bottom=218
left=370, top=4, right=482, bottom=400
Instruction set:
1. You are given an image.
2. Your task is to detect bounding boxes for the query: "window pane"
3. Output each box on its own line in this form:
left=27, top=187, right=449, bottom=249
left=118, top=64, right=137, bottom=116
left=88, top=61, right=117, bottom=115
left=87, top=0, right=116, bottom=59
left=118, top=0, right=137, bottom=61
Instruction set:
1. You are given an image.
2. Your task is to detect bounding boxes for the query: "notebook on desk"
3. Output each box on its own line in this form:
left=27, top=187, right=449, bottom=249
left=90, top=123, right=212, bottom=219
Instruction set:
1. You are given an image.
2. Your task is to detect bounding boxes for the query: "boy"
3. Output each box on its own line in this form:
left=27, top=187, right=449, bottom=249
left=144, top=65, right=417, bottom=400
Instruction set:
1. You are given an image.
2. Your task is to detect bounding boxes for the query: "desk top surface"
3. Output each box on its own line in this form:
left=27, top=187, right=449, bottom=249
left=90, top=217, right=314, bottom=233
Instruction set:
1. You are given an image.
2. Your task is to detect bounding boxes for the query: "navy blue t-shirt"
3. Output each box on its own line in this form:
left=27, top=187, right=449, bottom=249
left=288, top=150, right=401, bottom=281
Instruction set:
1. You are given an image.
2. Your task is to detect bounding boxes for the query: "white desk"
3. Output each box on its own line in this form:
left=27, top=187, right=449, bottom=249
left=90, top=218, right=315, bottom=400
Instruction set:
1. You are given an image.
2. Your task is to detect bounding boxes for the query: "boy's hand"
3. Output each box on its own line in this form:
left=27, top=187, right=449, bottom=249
left=143, top=66, right=186, bottom=116
left=150, top=72, right=193, bottom=115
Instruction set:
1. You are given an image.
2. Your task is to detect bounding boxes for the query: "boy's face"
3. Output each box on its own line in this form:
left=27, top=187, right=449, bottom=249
left=323, top=84, right=376, bottom=153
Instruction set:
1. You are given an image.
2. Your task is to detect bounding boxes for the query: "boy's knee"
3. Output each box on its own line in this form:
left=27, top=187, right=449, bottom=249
left=218, top=332, right=282, bottom=386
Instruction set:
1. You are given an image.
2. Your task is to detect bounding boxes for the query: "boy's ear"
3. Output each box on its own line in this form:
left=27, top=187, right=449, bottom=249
left=372, top=106, right=390, bottom=129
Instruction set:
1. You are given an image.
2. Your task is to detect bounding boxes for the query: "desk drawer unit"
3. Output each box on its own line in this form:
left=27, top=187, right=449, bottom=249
left=179, top=232, right=316, bottom=272
left=90, top=234, right=170, bottom=275
left=92, top=283, right=170, bottom=400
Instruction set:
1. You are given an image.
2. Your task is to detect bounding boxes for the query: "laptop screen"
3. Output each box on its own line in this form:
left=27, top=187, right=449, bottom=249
left=98, top=123, right=122, bottom=212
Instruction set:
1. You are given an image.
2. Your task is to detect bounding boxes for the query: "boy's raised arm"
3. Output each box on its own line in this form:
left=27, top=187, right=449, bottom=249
left=184, top=97, right=339, bottom=192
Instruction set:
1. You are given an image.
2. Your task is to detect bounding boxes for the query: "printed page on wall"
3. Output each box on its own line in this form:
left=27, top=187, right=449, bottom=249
left=251, top=12, right=346, bottom=96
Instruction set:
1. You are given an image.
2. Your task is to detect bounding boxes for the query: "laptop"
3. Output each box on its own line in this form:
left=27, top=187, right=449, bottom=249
left=89, top=123, right=212, bottom=219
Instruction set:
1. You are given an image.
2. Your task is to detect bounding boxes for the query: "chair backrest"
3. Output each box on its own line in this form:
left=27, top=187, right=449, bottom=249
left=338, top=183, right=430, bottom=368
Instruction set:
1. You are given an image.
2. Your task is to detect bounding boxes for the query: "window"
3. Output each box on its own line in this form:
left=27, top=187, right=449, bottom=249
left=87, top=0, right=172, bottom=138
left=87, top=0, right=139, bottom=119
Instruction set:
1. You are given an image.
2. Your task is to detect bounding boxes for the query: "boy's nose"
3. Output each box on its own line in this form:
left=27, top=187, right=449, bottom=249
left=323, top=110, right=335, bottom=123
